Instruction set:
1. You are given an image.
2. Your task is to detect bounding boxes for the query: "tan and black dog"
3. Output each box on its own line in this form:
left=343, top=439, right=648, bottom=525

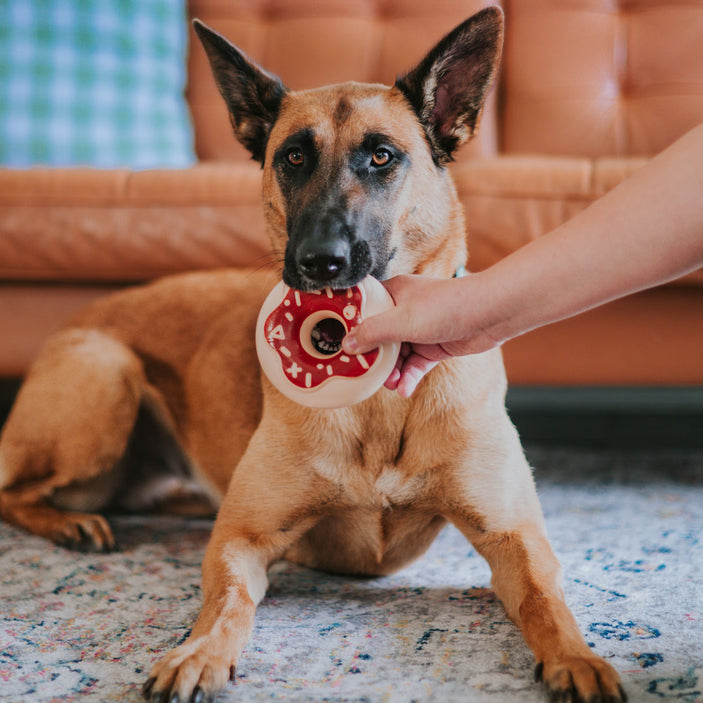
left=0, top=8, right=626, bottom=703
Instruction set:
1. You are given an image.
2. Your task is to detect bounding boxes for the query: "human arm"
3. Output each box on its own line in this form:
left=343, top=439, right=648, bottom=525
left=342, top=123, right=703, bottom=397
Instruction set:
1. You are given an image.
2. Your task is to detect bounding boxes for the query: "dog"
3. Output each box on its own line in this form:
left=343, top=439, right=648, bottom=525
left=0, top=8, right=626, bottom=703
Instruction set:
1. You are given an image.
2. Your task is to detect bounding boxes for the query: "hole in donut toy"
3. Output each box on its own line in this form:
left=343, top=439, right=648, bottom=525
left=298, top=310, right=349, bottom=361
left=311, top=318, right=346, bottom=356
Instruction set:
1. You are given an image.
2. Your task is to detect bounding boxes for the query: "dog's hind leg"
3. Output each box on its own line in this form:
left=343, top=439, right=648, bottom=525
left=0, top=328, right=146, bottom=551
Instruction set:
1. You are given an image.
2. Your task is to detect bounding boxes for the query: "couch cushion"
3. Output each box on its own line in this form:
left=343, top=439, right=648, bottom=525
left=0, top=0, right=195, bottom=169
left=452, top=155, right=703, bottom=285
left=3, top=156, right=701, bottom=287
left=0, top=164, right=269, bottom=282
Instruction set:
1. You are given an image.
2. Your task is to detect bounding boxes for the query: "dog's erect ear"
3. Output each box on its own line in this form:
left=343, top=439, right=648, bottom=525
left=395, top=7, right=503, bottom=165
left=193, top=19, right=287, bottom=163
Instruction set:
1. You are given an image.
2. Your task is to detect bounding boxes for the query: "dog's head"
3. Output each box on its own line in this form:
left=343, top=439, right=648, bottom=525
left=194, top=8, right=503, bottom=291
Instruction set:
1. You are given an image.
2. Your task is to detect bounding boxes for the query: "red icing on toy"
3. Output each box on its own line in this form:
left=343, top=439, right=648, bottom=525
left=264, top=286, right=379, bottom=390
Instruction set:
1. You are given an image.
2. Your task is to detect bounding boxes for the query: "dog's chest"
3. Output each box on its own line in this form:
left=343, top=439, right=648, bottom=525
left=371, top=465, right=426, bottom=508
left=309, top=361, right=485, bottom=510
left=319, top=435, right=427, bottom=509
left=319, top=399, right=453, bottom=510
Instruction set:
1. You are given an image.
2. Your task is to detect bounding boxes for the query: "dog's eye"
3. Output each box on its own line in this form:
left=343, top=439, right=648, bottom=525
left=286, top=148, right=305, bottom=167
left=371, top=148, right=392, bottom=167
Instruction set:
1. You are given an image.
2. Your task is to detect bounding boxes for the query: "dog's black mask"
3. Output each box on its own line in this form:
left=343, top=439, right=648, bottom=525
left=274, top=127, right=408, bottom=291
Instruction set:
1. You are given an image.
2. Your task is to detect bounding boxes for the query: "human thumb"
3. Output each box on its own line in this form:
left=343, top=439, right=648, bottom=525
left=342, top=309, right=400, bottom=355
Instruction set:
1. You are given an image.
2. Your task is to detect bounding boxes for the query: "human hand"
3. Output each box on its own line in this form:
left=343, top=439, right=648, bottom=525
left=342, top=274, right=503, bottom=397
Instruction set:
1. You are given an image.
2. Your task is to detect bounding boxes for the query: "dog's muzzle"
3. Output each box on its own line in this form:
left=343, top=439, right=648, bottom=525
left=284, top=208, right=374, bottom=291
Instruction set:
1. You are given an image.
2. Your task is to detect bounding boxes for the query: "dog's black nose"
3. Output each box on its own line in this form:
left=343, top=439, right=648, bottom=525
left=296, top=231, right=350, bottom=283
left=299, top=251, right=347, bottom=282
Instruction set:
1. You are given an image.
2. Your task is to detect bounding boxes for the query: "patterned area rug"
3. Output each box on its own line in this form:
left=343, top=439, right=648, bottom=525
left=1, top=447, right=702, bottom=703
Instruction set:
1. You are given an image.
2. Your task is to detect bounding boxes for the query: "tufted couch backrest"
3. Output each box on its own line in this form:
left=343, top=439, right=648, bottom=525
left=501, top=0, right=703, bottom=158
left=186, top=0, right=703, bottom=162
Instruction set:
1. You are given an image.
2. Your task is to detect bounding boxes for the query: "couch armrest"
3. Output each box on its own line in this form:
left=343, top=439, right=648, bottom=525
left=0, top=163, right=271, bottom=283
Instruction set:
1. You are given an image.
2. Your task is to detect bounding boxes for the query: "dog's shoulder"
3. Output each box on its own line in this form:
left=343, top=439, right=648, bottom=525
left=420, top=349, right=508, bottom=409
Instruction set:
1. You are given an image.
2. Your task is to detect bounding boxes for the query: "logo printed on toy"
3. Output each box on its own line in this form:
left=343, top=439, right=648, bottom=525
left=264, top=286, right=378, bottom=390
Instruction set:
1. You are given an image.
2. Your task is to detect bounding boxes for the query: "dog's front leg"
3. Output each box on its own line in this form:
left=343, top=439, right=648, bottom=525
left=143, top=533, right=267, bottom=702
left=463, top=522, right=626, bottom=702
left=443, top=417, right=625, bottom=702
left=477, top=527, right=625, bottom=700
left=143, top=434, right=329, bottom=703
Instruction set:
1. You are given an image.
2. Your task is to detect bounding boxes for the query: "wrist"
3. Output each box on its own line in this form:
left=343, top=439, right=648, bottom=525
left=452, top=271, right=517, bottom=348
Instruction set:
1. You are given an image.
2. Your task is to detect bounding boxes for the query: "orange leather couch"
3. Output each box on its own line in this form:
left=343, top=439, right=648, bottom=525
left=2, top=0, right=702, bottom=386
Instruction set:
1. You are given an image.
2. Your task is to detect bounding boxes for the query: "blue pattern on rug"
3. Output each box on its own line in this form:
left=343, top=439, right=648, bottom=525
left=1, top=448, right=701, bottom=702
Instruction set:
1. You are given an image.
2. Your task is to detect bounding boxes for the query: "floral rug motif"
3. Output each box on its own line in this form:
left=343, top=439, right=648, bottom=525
left=1, top=447, right=702, bottom=702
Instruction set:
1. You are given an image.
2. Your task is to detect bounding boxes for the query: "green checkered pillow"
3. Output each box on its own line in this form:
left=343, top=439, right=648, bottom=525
left=0, top=0, right=195, bottom=169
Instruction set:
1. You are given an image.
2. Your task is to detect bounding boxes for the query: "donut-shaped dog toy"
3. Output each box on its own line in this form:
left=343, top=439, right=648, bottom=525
left=255, top=277, right=399, bottom=408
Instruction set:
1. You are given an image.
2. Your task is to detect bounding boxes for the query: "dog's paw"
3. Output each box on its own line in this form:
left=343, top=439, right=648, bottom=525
left=51, top=512, right=116, bottom=553
left=142, top=638, right=236, bottom=703
left=535, top=655, right=627, bottom=703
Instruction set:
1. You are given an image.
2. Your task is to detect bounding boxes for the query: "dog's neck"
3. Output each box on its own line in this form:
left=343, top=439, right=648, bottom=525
left=408, top=182, right=469, bottom=280
left=412, top=233, right=468, bottom=281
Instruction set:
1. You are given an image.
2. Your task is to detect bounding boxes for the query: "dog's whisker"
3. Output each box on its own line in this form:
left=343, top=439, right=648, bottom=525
left=245, top=251, right=285, bottom=276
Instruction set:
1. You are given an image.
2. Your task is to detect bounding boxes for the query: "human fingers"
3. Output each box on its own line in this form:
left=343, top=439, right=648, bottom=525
left=395, top=351, right=440, bottom=398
